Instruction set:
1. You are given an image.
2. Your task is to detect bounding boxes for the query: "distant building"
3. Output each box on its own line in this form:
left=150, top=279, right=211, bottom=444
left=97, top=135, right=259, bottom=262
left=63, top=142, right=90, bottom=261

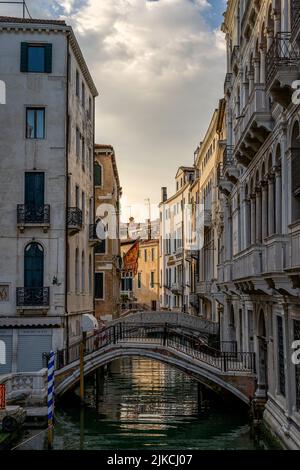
left=159, top=167, right=195, bottom=312
left=120, top=218, right=160, bottom=241
left=94, top=144, right=122, bottom=322
left=121, top=238, right=160, bottom=311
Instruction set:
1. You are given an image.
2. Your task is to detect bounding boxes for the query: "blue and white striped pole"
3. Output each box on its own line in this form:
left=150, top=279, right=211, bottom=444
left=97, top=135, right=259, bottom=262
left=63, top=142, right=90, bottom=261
left=47, top=350, right=55, bottom=449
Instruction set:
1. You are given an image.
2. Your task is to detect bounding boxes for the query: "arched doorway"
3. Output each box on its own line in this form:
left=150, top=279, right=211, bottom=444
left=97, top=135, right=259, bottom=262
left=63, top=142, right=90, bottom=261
left=257, top=310, right=268, bottom=397
left=24, top=242, right=44, bottom=288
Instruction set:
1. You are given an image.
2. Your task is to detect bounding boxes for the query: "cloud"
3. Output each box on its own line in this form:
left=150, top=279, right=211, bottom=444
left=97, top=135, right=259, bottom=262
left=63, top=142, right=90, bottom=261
left=0, top=0, right=226, bottom=214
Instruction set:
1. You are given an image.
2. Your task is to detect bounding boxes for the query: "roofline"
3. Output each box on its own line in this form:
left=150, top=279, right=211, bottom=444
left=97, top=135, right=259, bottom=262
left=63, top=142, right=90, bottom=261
left=0, top=16, right=98, bottom=97
left=95, top=143, right=121, bottom=192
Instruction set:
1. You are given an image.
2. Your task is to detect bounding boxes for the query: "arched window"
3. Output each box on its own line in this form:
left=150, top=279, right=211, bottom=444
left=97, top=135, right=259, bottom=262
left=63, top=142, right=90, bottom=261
left=81, top=251, right=85, bottom=292
left=75, top=248, right=79, bottom=293
left=94, top=162, right=102, bottom=187
left=24, top=243, right=44, bottom=287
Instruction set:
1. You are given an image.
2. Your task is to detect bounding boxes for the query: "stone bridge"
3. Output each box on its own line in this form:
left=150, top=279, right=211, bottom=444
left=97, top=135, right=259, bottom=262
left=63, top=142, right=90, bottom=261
left=54, top=322, right=257, bottom=405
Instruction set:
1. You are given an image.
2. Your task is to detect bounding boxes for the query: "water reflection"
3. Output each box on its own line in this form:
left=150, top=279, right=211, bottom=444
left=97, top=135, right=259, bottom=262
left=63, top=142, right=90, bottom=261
left=15, top=357, right=270, bottom=450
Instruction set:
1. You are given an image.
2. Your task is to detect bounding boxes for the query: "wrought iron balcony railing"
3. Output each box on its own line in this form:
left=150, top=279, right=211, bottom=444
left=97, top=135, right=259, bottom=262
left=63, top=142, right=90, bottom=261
left=17, top=204, right=50, bottom=225
left=16, top=287, right=50, bottom=307
left=266, top=32, right=300, bottom=89
left=67, top=207, right=82, bottom=229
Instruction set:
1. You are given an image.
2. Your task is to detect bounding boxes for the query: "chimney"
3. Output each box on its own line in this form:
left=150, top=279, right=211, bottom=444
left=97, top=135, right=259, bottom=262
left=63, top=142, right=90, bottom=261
left=161, top=187, right=167, bottom=203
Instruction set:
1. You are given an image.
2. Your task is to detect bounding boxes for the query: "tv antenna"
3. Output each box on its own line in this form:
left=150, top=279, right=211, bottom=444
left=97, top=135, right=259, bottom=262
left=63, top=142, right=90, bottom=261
left=0, top=1, right=32, bottom=19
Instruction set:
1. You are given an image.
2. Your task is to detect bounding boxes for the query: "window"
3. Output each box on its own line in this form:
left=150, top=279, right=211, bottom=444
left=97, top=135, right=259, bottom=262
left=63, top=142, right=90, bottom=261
left=82, top=138, right=85, bottom=169
left=94, top=162, right=102, bottom=186
left=26, top=108, right=45, bottom=139
left=144, top=249, right=147, bottom=262
left=138, top=272, right=142, bottom=289
left=81, top=82, right=85, bottom=108
left=151, top=248, right=155, bottom=262
left=88, top=97, right=92, bottom=119
left=81, top=251, right=85, bottom=292
left=277, top=316, right=286, bottom=396
left=24, top=243, right=44, bottom=288
left=95, top=272, right=104, bottom=299
left=121, top=273, right=133, bottom=291
left=150, top=272, right=155, bottom=289
left=76, top=70, right=80, bottom=97
left=81, top=192, right=85, bottom=222
left=88, top=254, right=92, bottom=294
left=21, top=43, right=52, bottom=73
left=75, top=248, right=79, bottom=293
left=76, top=128, right=80, bottom=159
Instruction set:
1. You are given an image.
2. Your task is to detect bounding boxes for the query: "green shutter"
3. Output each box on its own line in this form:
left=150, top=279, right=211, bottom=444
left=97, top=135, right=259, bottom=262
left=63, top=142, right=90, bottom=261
left=20, top=42, right=28, bottom=72
left=45, top=44, right=52, bottom=73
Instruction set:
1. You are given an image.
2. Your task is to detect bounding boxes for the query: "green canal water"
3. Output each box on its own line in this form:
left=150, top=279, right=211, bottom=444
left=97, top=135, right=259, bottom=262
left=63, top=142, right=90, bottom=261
left=15, top=357, right=272, bottom=450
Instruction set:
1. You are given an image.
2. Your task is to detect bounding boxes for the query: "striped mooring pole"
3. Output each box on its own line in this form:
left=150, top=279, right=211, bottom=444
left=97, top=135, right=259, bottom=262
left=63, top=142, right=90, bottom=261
left=47, top=350, right=55, bottom=450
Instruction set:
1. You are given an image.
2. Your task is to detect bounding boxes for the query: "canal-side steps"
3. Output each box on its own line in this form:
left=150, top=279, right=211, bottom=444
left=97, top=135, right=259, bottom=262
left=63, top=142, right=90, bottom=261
left=53, top=322, right=257, bottom=405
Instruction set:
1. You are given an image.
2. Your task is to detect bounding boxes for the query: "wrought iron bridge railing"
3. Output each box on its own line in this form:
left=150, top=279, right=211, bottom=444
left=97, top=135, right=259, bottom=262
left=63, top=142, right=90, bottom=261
left=16, top=287, right=50, bottom=307
left=53, top=323, right=256, bottom=375
left=266, top=32, right=300, bottom=88
left=67, top=207, right=82, bottom=228
left=17, top=204, right=50, bottom=225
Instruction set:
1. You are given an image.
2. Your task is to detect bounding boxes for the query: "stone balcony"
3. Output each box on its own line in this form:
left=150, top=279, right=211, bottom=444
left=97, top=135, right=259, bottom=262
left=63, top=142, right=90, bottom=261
left=266, top=32, right=300, bottom=108
left=234, top=84, right=273, bottom=167
left=196, top=280, right=212, bottom=295
left=232, top=246, right=264, bottom=280
left=285, top=222, right=300, bottom=273
left=217, top=260, right=232, bottom=285
left=171, top=282, right=182, bottom=294
left=262, top=235, right=289, bottom=275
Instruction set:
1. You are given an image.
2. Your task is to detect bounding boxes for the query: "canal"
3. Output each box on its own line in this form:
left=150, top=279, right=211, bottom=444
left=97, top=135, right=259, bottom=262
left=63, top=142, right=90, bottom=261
left=14, top=357, right=272, bottom=450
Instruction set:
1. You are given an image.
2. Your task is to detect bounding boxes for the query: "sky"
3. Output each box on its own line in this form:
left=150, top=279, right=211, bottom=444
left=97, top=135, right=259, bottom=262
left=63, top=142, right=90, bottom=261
left=0, top=0, right=227, bottom=221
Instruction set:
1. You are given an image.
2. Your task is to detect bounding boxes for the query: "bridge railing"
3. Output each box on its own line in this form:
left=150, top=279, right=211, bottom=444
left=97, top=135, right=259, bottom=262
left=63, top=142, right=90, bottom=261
left=54, top=323, right=256, bottom=374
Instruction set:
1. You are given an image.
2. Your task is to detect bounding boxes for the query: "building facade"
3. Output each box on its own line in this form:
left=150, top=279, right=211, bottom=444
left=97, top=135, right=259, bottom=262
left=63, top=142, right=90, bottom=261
left=218, top=0, right=300, bottom=449
left=94, top=144, right=122, bottom=322
left=121, top=238, right=160, bottom=311
left=159, top=167, right=195, bottom=312
left=0, top=16, right=98, bottom=373
left=190, top=102, right=226, bottom=323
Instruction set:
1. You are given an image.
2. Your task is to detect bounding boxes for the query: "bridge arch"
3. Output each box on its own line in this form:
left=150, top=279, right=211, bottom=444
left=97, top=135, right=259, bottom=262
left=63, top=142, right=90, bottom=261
left=55, top=344, right=255, bottom=406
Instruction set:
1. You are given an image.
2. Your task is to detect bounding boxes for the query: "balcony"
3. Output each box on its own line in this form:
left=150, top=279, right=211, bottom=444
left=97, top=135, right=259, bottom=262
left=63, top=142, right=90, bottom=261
left=217, top=163, right=233, bottom=196
left=233, top=246, right=264, bottom=280
left=231, top=45, right=239, bottom=73
left=221, top=145, right=239, bottom=187
left=196, top=281, right=212, bottom=295
left=16, top=287, right=50, bottom=309
left=285, top=223, right=300, bottom=272
left=266, top=32, right=300, bottom=108
left=224, top=72, right=233, bottom=96
left=262, top=235, right=289, bottom=275
left=89, top=224, right=99, bottom=245
left=171, top=282, right=182, bottom=294
left=234, top=85, right=273, bottom=167
left=17, top=204, right=50, bottom=232
left=67, top=207, right=82, bottom=235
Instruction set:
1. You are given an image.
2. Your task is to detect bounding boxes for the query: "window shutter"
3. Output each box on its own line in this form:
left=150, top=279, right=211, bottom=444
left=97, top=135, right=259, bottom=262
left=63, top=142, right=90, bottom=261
left=45, top=44, right=52, bottom=73
left=20, top=43, right=28, bottom=72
